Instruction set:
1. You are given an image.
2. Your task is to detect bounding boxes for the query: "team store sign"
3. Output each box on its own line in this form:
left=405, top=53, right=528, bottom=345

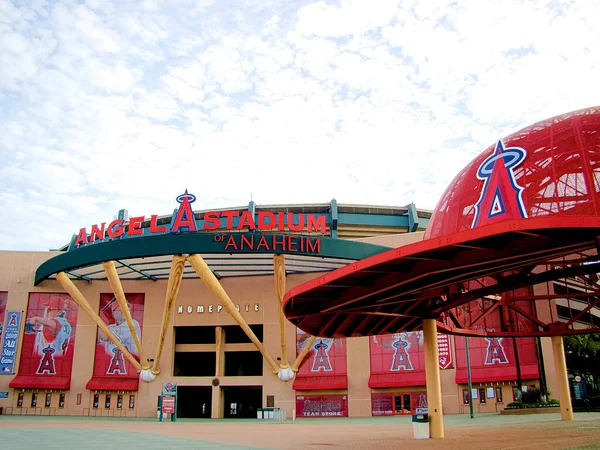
left=72, top=191, right=325, bottom=254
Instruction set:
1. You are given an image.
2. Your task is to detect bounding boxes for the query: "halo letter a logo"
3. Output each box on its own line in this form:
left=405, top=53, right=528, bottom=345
left=107, top=347, right=127, bottom=375
left=485, top=337, right=508, bottom=365
left=391, top=336, right=413, bottom=371
left=312, top=339, right=333, bottom=372
left=37, top=346, right=56, bottom=374
left=472, top=140, right=528, bottom=228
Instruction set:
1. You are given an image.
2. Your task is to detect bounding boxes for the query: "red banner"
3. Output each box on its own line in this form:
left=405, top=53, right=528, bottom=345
left=10, top=293, right=78, bottom=389
left=369, top=332, right=426, bottom=387
left=296, top=394, right=348, bottom=417
left=454, top=335, right=539, bottom=383
left=0, top=292, right=6, bottom=336
left=293, top=329, right=347, bottom=390
left=437, top=333, right=453, bottom=369
left=162, top=397, right=175, bottom=414
left=87, top=293, right=144, bottom=389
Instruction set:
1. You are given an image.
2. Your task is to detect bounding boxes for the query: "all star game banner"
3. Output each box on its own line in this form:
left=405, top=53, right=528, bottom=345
left=295, top=328, right=347, bottom=378
left=11, top=293, right=78, bottom=388
left=91, top=293, right=145, bottom=378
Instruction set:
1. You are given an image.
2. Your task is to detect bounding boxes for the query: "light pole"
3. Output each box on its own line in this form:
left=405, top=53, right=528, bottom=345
left=466, top=336, right=474, bottom=419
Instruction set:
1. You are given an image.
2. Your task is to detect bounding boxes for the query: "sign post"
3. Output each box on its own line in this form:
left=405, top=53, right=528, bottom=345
left=159, top=382, right=177, bottom=422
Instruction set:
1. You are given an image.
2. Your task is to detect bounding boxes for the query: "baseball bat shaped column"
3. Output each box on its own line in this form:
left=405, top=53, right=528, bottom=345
left=423, top=318, right=445, bottom=439
left=551, top=335, right=574, bottom=421
left=188, top=254, right=280, bottom=374
left=150, top=255, right=186, bottom=378
left=102, top=261, right=149, bottom=369
left=56, top=272, right=142, bottom=371
left=291, top=335, right=317, bottom=372
left=273, top=255, right=294, bottom=381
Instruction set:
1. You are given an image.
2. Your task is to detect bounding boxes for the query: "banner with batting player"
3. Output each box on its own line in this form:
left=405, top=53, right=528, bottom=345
left=293, top=328, right=347, bottom=390
left=9, top=293, right=78, bottom=389
left=87, top=293, right=144, bottom=387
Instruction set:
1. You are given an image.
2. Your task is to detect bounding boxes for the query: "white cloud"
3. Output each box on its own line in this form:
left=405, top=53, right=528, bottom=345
left=0, top=0, right=599, bottom=250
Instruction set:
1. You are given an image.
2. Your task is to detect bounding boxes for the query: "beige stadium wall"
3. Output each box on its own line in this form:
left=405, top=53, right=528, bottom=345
left=0, top=230, right=553, bottom=418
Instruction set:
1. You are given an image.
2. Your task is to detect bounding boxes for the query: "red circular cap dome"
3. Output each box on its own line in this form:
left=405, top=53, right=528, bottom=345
left=425, top=106, right=600, bottom=239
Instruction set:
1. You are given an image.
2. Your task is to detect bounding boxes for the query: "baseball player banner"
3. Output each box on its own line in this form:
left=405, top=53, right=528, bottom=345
left=10, top=293, right=78, bottom=389
left=369, top=332, right=426, bottom=387
left=0, top=292, right=6, bottom=342
left=90, top=293, right=144, bottom=381
left=454, top=335, right=539, bottom=383
left=293, top=328, right=347, bottom=390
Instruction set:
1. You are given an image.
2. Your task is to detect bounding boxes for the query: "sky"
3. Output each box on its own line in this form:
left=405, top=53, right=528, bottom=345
left=1, top=0, right=599, bottom=251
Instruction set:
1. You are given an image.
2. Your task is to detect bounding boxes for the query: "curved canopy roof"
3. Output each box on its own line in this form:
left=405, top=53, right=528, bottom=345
left=284, top=106, right=600, bottom=338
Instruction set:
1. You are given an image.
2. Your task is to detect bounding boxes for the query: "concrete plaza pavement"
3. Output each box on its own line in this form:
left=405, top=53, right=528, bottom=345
left=1, top=412, right=599, bottom=449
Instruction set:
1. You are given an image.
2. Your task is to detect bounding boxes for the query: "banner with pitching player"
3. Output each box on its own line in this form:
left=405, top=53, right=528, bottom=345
left=9, top=293, right=78, bottom=389
left=292, top=328, right=347, bottom=390
left=86, top=293, right=144, bottom=391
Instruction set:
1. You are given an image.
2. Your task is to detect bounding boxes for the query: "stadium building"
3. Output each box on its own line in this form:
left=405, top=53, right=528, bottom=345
left=0, top=195, right=557, bottom=420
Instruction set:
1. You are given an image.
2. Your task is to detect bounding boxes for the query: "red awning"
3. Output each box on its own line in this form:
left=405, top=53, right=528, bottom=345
left=86, top=377, right=139, bottom=391
left=293, top=375, right=347, bottom=391
left=368, top=372, right=426, bottom=388
left=283, top=217, right=600, bottom=338
left=9, top=375, right=71, bottom=390
left=455, top=364, right=539, bottom=384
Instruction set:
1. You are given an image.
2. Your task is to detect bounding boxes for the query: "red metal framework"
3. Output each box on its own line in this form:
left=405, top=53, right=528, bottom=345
left=283, top=107, right=600, bottom=338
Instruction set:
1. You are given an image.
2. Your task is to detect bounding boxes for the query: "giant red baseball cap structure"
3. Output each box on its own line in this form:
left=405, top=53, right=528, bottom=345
left=284, top=106, right=600, bottom=339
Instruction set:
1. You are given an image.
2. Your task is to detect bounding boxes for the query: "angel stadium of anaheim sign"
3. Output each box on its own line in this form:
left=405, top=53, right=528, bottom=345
left=73, top=191, right=325, bottom=254
left=34, top=190, right=392, bottom=285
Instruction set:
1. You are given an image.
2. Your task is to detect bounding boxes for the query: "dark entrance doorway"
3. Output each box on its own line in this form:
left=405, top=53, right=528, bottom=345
left=177, top=386, right=212, bottom=418
left=223, top=386, right=262, bottom=418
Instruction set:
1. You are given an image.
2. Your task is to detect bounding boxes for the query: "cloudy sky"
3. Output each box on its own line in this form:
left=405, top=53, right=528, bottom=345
left=1, top=0, right=598, bottom=251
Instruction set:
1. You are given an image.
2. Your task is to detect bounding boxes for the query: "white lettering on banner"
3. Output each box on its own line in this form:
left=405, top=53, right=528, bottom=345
left=176, top=304, right=261, bottom=314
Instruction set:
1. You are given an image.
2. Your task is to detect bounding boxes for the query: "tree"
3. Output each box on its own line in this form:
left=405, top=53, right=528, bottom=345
left=564, top=334, right=600, bottom=396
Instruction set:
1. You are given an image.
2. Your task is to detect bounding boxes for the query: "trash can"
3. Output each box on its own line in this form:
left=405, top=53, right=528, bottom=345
left=257, top=408, right=263, bottom=419
left=412, top=414, right=429, bottom=439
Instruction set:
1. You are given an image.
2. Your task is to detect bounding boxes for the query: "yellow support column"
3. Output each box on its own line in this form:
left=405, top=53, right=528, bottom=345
left=551, top=335, right=574, bottom=421
left=423, top=319, right=444, bottom=439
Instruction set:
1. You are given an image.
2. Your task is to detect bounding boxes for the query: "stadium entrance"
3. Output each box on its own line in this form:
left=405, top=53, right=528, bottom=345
left=223, top=386, right=262, bottom=418
left=177, top=386, right=212, bottom=418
